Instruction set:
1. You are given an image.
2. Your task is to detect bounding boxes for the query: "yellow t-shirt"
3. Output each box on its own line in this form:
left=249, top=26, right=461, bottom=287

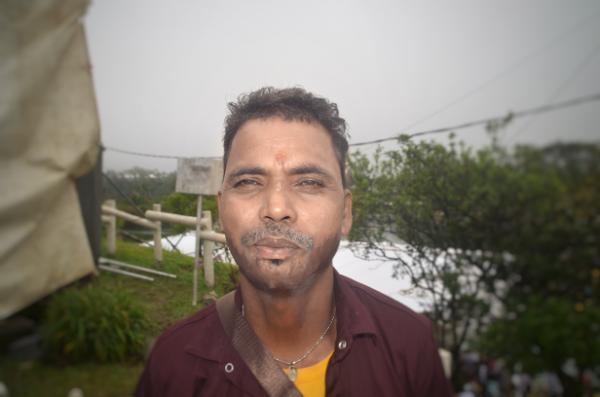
left=284, top=351, right=333, bottom=397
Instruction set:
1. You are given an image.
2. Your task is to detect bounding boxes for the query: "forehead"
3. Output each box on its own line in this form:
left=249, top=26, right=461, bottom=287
left=227, top=118, right=340, bottom=175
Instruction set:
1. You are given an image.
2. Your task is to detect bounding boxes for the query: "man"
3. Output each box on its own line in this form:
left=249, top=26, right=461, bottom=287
left=134, top=87, right=452, bottom=396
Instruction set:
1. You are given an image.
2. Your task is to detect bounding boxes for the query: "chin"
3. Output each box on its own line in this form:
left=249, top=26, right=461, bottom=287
left=239, top=258, right=329, bottom=295
left=230, top=234, right=341, bottom=294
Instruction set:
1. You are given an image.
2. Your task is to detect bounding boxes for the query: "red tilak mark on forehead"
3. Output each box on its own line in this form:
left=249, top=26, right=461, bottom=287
left=275, top=152, right=287, bottom=164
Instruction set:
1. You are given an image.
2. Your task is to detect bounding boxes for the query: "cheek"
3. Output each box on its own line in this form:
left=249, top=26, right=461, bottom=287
left=298, top=200, right=345, bottom=231
left=220, top=198, right=253, bottom=231
left=306, top=232, right=341, bottom=269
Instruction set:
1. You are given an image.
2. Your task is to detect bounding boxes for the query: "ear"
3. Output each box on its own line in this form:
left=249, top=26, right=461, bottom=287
left=341, top=189, right=353, bottom=236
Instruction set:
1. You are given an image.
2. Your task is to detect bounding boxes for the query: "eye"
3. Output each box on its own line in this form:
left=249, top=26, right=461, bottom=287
left=233, top=179, right=261, bottom=188
left=296, top=179, right=325, bottom=189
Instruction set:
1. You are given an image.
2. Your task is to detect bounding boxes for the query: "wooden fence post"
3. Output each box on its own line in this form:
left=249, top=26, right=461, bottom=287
left=193, top=195, right=203, bottom=306
left=202, top=210, right=215, bottom=288
left=153, top=203, right=163, bottom=263
left=106, top=199, right=116, bottom=255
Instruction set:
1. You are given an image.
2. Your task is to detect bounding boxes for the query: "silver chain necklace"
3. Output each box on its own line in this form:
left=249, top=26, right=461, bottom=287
left=242, top=304, right=336, bottom=382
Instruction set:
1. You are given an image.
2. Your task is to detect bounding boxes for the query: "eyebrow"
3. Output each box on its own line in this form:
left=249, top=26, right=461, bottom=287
left=288, top=164, right=332, bottom=179
left=227, top=166, right=267, bottom=180
left=227, top=164, right=333, bottom=180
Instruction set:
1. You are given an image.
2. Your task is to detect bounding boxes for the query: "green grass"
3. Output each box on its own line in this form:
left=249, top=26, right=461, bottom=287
left=0, top=238, right=238, bottom=397
left=0, top=362, right=142, bottom=397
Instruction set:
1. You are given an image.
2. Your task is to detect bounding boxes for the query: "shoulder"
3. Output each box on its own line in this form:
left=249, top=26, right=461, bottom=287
left=157, top=303, right=218, bottom=339
left=135, top=304, right=224, bottom=396
left=339, top=273, right=432, bottom=335
left=150, top=303, right=222, bottom=358
left=337, top=274, right=453, bottom=395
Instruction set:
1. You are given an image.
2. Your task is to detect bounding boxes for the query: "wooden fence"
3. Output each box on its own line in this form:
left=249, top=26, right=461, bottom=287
left=101, top=199, right=226, bottom=305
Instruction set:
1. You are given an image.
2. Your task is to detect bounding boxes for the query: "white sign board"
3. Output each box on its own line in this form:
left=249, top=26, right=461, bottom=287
left=176, top=158, right=223, bottom=195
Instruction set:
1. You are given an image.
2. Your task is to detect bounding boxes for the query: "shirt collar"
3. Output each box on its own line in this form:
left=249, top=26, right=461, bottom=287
left=185, top=267, right=379, bottom=362
left=332, top=268, right=379, bottom=338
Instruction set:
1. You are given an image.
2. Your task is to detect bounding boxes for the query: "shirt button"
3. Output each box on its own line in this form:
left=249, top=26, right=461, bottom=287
left=337, top=339, right=348, bottom=350
left=225, top=363, right=235, bottom=373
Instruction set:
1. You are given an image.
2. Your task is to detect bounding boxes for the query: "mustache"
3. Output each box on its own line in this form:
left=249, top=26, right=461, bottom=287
left=240, top=222, right=314, bottom=251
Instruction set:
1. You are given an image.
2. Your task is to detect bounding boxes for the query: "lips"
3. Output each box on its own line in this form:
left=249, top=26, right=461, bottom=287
left=254, top=238, right=299, bottom=260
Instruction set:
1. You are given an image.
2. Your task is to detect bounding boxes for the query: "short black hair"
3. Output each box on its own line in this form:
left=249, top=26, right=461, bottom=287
left=223, top=87, right=349, bottom=187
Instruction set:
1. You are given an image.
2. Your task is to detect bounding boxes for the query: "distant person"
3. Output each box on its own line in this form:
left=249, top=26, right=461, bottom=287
left=511, top=364, right=531, bottom=397
left=134, top=87, right=452, bottom=396
left=458, top=382, right=477, bottom=397
left=530, top=372, right=564, bottom=397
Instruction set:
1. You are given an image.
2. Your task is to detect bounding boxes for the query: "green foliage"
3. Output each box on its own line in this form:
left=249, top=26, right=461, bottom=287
left=102, top=168, right=177, bottom=232
left=103, top=167, right=176, bottom=206
left=102, top=167, right=221, bottom=239
left=97, top=238, right=224, bottom=331
left=348, top=137, right=600, bottom=387
left=43, top=284, right=149, bottom=364
left=504, top=144, right=600, bottom=303
left=0, top=361, right=143, bottom=397
left=478, top=296, right=600, bottom=374
left=2, top=239, right=238, bottom=396
left=349, top=138, right=521, bottom=355
left=161, top=192, right=219, bottom=234
left=162, top=192, right=197, bottom=216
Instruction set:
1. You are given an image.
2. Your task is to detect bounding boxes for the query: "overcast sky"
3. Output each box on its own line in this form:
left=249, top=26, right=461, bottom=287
left=84, top=1, right=600, bottom=172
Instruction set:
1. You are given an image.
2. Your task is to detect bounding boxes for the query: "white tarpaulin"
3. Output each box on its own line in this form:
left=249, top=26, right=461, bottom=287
left=0, top=0, right=99, bottom=319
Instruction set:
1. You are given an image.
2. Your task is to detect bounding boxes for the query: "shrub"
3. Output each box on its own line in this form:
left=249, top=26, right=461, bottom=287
left=43, top=283, right=149, bottom=364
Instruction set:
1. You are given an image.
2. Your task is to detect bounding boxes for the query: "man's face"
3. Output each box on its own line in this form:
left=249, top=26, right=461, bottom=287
left=218, top=117, right=352, bottom=293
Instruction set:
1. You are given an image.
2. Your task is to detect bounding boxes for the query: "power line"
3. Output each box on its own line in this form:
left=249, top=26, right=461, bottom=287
left=349, top=92, right=600, bottom=147
left=102, top=145, right=187, bottom=160
left=102, top=144, right=222, bottom=161
left=101, top=91, right=600, bottom=156
left=397, top=9, right=600, bottom=133
left=100, top=12, right=600, bottom=161
left=506, top=39, right=600, bottom=143
left=102, top=172, right=146, bottom=217
left=102, top=172, right=179, bottom=251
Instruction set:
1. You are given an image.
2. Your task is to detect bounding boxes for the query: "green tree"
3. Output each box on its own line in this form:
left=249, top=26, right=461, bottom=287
left=477, top=143, right=600, bottom=395
left=161, top=192, right=218, bottom=235
left=349, top=136, right=513, bottom=385
left=478, top=296, right=600, bottom=383
left=102, top=167, right=177, bottom=214
left=348, top=137, right=599, bottom=391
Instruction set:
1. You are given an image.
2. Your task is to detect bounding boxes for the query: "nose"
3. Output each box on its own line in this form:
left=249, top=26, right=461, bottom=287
left=259, top=181, right=296, bottom=223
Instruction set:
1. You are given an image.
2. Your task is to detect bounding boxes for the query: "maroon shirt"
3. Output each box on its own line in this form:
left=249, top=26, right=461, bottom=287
left=135, top=270, right=453, bottom=396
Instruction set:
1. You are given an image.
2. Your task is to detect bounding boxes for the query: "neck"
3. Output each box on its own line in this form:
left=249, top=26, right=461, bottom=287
left=240, top=266, right=336, bottom=366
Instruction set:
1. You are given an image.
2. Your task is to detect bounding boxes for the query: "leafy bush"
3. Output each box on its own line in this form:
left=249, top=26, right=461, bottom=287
left=161, top=192, right=219, bottom=235
left=43, top=283, right=149, bottom=364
